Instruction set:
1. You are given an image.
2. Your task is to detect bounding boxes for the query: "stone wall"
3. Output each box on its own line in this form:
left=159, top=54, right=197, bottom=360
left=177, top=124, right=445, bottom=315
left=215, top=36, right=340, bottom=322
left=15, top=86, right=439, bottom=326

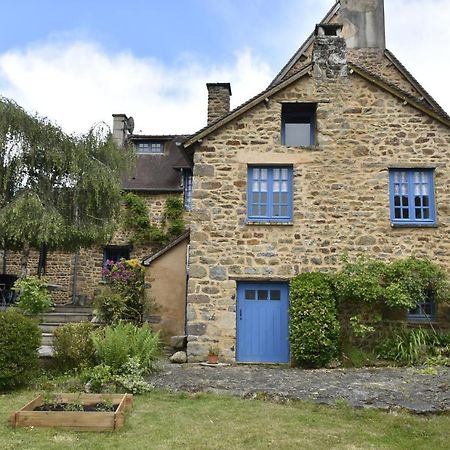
left=186, top=71, right=450, bottom=361
left=3, top=192, right=183, bottom=304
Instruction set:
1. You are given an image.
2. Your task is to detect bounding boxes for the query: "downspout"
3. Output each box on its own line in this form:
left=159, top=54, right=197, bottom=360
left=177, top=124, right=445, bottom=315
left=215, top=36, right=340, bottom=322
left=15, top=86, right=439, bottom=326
left=184, top=242, right=190, bottom=335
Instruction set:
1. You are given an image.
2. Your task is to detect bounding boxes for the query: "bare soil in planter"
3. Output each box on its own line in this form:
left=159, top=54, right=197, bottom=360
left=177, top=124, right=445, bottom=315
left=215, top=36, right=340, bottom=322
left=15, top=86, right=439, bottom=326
left=34, top=403, right=117, bottom=412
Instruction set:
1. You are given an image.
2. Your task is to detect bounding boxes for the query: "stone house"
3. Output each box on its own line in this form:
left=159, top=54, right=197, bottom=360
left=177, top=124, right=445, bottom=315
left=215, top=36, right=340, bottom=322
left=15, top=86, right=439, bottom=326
left=182, top=0, right=450, bottom=362
left=2, top=0, right=449, bottom=361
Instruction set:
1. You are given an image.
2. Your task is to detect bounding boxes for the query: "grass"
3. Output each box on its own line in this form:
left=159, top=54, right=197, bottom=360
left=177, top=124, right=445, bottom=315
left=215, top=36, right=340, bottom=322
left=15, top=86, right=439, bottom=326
left=0, top=389, right=449, bottom=449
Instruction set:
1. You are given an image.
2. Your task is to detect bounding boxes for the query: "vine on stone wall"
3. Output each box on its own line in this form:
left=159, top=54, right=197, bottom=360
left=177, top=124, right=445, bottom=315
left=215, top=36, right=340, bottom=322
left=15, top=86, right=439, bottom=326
left=122, top=193, right=185, bottom=247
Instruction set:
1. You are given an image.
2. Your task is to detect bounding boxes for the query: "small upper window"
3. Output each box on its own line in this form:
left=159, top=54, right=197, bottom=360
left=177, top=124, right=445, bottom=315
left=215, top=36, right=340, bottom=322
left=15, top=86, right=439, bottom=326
left=136, top=141, right=164, bottom=154
left=281, top=103, right=316, bottom=147
left=389, top=169, right=436, bottom=225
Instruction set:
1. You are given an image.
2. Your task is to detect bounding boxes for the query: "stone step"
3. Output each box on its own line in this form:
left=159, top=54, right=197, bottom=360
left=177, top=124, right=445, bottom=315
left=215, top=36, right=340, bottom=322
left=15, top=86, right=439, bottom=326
left=39, top=312, right=92, bottom=323
left=41, top=332, right=53, bottom=346
left=39, top=323, right=63, bottom=333
left=51, top=305, right=93, bottom=314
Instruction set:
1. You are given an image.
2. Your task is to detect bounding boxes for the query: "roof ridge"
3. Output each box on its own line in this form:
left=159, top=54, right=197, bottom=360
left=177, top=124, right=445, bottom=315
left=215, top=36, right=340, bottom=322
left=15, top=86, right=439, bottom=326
left=141, top=230, right=190, bottom=266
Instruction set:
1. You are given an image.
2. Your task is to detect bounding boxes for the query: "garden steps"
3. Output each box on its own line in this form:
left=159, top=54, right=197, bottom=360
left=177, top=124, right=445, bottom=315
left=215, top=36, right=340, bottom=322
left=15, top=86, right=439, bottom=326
left=38, top=306, right=94, bottom=351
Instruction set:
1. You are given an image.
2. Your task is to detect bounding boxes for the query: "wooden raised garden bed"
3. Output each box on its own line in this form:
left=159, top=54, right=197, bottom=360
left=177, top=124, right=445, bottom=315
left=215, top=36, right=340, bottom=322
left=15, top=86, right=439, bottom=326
left=10, top=393, right=133, bottom=431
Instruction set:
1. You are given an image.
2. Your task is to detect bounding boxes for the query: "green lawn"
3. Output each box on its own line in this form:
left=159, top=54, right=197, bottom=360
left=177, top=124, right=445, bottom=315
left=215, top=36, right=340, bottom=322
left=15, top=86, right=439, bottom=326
left=0, top=390, right=449, bottom=450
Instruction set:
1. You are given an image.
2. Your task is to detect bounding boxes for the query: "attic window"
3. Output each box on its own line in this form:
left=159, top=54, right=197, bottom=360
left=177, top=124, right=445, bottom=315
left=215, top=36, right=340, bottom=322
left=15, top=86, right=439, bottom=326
left=136, top=141, right=164, bottom=154
left=281, top=103, right=316, bottom=147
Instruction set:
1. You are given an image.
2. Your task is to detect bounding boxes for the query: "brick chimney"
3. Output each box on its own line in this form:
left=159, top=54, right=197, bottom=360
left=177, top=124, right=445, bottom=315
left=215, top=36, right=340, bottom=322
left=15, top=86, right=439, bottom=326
left=312, top=23, right=347, bottom=79
left=339, top=0, right=385, bottom=49
left=206, top=83, right=232, bottom=125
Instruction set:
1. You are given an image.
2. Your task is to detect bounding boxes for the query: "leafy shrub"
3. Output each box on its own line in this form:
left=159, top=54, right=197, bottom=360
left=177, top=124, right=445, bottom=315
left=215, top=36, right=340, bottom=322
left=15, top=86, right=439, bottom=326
left=0, top=309, right=41, bottom=391
left=93, top=287, right=127, bottom=324
left=92, top=322, right=161, bottom=373
left=335, top=256, right=450, bottom=311
left=81, top=364, right=115, bottom=393
left=289, top=273, right=340, bottom=367
left=82, top=357, right=151, bottom=394
left=13, top=275, right=51, bottom=315
left=114, top=357, right=151, bottom=394
left=53, top=322, right=96, bottom=371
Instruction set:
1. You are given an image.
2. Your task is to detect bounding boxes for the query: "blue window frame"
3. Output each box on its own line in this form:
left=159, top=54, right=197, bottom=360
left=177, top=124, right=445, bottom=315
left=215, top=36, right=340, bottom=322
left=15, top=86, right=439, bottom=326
left=408, top=292, right=436, bottom=321
left=248, top=166, right=293, bottom=222
left=281, top=103, right=316, bottom=146
left=183, top=169, right=193, bottom=211
left=389, top=169, right=436, bottom=225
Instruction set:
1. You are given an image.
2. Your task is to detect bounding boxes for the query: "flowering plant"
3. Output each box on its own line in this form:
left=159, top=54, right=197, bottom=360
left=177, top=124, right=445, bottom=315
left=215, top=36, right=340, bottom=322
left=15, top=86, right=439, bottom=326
left=96, top=258, right=145, bottom=324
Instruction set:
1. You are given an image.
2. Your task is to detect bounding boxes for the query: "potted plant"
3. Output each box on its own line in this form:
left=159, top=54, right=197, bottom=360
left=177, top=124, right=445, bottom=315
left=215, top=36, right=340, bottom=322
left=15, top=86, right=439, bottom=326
left=207, top=345, right=219, bottom=364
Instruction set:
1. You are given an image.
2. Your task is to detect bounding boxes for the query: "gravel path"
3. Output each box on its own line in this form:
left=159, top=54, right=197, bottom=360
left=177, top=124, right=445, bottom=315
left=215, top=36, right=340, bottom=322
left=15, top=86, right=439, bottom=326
left=148, top=363, right=450, bottom=414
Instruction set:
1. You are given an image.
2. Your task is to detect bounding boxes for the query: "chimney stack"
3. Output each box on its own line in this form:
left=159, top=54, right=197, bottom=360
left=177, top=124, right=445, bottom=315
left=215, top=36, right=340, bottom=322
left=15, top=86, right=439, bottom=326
left=206, top=83, right=232, bottom=125
left=312, top=23, right=347, bottom=79
left=112, top=113, right=128, bottom=146
left=339, top=0, right=386, bottom=49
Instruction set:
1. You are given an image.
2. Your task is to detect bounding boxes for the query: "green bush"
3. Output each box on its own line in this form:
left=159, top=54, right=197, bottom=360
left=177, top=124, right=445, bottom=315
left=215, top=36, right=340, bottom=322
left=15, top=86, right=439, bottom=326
left=0, top=309, right=41, bottom=391
left=92, top=322, right=161, bottom=374
left=13, top=276, right=51, bottom=315
left=81, top=357, right=151, bottom=394
left=289, top=273, right=340, bottom=367
left=93, top=287, right=127, bottom=324
left=53, top=322, right=96, bottom=371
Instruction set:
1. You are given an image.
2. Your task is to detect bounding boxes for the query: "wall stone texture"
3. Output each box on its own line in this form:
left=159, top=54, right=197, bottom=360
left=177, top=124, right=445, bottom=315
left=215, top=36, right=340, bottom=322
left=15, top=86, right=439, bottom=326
left=186, top=70, right=450, bottom=362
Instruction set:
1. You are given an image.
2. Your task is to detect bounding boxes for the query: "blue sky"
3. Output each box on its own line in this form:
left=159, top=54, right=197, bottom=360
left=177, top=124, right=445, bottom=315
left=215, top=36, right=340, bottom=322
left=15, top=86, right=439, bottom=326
left=0, top=0, right=449, bottom=134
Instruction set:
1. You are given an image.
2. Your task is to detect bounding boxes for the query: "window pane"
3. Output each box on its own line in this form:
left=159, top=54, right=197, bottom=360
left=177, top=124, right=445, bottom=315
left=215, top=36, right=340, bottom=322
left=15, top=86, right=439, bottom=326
left=260, top=192, right=267, bottom=203
left=273, top=192, right=280, bottom=204
left=257, top=290, right=268, bottom=300
left=245, top=290, right=256, bottom=300
left=280, top=205, right=288, bottom=216
left=285, top=123, right=311, bottom=146
left=273, top=181, right=280, bottom=192
left=260, top=205, right=267, bottom=216
left=270, top=290, right=281, bottom=301
left=260, top=169, right=267, bottom=180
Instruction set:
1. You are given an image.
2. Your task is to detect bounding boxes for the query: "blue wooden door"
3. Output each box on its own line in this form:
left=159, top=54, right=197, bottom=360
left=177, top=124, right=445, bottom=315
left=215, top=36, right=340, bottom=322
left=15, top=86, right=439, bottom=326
left=236, top=282, right=289, bottom=363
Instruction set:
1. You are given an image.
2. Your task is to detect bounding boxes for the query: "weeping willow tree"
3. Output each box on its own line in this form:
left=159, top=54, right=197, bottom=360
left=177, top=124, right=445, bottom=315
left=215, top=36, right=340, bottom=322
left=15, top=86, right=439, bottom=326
left=0, top=97, right=134, bottom=276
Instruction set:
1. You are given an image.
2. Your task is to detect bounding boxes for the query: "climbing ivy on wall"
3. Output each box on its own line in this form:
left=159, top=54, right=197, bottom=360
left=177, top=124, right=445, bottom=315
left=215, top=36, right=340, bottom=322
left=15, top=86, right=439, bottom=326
left=122, top=193, right=185, bottom=247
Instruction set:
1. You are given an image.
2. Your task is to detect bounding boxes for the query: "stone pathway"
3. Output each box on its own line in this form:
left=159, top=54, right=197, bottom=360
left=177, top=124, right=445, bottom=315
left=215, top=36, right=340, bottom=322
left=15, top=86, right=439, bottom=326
left=148, top=363, right=450, bottom=414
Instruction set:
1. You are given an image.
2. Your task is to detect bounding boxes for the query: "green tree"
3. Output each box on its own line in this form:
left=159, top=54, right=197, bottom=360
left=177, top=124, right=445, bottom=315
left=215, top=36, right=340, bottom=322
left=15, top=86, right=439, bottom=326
left=0, top=97, right=134, bottom=276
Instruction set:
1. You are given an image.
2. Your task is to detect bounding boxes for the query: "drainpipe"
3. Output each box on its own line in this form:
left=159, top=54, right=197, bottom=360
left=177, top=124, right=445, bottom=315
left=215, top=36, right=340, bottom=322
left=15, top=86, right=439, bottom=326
left=184, top=243, right=190, bottom=335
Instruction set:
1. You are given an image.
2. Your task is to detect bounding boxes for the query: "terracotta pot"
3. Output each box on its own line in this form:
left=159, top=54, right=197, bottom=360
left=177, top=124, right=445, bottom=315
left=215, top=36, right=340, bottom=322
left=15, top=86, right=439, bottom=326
left=207, top=354, right=219, bottom=364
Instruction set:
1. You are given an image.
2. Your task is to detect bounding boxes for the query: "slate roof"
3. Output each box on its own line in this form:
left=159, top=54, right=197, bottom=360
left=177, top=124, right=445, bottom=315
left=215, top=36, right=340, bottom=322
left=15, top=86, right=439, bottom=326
left=123, top=135, right=192, bottom=192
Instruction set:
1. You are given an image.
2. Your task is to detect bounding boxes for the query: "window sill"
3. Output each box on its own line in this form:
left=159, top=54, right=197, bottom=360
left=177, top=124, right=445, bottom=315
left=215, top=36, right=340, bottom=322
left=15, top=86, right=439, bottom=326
left=391, top=222, right=438, bottom=228
left=246, top=221, right=293, bottom=226
left=282, top=144, right=319, bottom=150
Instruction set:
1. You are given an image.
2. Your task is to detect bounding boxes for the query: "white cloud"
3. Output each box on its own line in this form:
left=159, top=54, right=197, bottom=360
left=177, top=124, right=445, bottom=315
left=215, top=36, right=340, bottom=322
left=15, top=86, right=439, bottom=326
left=0, top=41, right=273, bottom=135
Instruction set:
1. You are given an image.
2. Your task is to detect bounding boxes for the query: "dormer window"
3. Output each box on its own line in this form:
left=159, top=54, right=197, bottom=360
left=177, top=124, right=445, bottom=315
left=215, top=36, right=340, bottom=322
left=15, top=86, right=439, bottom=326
left=136, top=141, right=164, bottom=154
